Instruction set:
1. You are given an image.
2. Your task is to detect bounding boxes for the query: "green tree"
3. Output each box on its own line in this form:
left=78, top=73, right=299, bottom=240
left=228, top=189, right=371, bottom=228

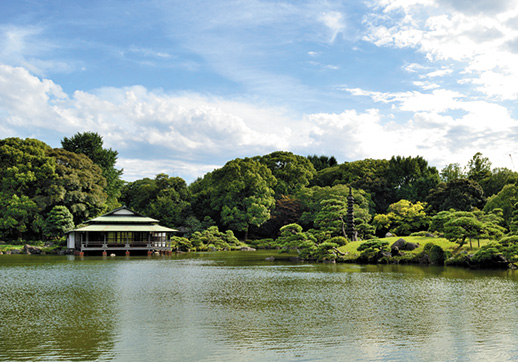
left=444, top=213, right=484, bottom=249
left=252, top=195, right=303, bottom=239
left=430, top=210, right=454, bottom=234
left=509, top=203, right=518, bottom=235
left=0, top=194, right=38, bottom=240
left=188, top=173, right=216, bottom=222
left=210, top=158, right=276, bottom=240
left=44, top=205, right=74, bottom=239
left=483, top=183, right=518, bottom=227
left=479, top=167, right=518, bottom=197
left=466, top=152, right=492, bottom=184
left=372, top=199, right=429, bottom=236
left=48, top=148, right=108, bottom=224
left=121, top=174, right=191, bottom=228
left=440, top=163, right=465, bottom=182
left=297, top=185, right=373, bottom=230
left=255, top=151, right=316, bottom=197
left=426, top=179, right=486, bottom=212
left=0, top=138, right=58, bottom=209
left=314, top=198, right=348, bottom=238
left=62, top=132, right=124, bottom=209
left=386, top=155, right=440, bottom=202
left=306, top=154, right=338, bottom=171
left=311, top=158, right=393, bottom=213
left=189, top=226, right=243, bottom=250
left=276, top=223, right=316, bottom=250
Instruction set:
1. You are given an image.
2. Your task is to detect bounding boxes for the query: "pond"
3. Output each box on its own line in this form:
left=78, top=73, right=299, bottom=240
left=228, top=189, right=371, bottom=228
left=1, top=251, right=518, bottom=361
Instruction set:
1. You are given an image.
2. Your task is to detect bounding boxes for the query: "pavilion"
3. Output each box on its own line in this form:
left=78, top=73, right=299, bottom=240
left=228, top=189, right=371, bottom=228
left=67, top=206, right=177, bottom=256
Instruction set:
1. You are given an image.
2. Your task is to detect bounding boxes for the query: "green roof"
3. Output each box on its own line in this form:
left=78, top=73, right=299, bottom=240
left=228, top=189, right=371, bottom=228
left=72, top=224, right=177, bottom=232
left=87, top=216, right=159, bottom=223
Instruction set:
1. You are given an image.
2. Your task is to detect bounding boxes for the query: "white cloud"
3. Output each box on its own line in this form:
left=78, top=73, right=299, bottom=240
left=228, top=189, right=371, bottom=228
left=425, top=67, right=452, bottom=78
left=413, top=81, right=439, bottom=90
left=1, top=62, right=517, bottom=181
left=364, top=0, right=518, bottom=100
left=0, top=64, right=302, bottom=181
left=0, top=25, right=74, bottom=75
left=319, top=11, right=346, bottom=43
left=117, top=158, right=222, bottom=182
left=306, top=103, right=517, bottom=172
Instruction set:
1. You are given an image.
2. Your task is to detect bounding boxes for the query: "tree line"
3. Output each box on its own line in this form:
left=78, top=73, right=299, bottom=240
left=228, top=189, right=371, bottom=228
left=2, top=133, right=518, bottom=252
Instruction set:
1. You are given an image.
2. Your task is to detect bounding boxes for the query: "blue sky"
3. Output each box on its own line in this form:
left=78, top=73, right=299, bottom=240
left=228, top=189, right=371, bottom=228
left=1, top=0, right=518, bottom=182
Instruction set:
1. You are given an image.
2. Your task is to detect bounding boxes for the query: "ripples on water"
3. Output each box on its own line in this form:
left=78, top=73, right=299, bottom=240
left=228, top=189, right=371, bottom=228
left=1, top=253, right=518, bottom=361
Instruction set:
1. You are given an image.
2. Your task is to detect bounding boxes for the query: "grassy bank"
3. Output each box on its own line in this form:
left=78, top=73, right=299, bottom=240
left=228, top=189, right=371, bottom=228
left=338, top=236, right=492, bottom=260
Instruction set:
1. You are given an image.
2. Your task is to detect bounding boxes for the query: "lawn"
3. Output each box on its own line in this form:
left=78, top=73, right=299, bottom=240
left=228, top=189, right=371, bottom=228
left=338, top=236, right=493, bottom=259
left=0, top=244, right=25, bottom=252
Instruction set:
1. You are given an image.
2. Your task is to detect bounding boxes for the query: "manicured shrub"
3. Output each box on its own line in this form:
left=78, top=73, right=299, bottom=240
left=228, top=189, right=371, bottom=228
left=171, top=236, right=192, bottom=251
left=499, top=235, right=518, bottom=246
left=327, top=236, right=347, bottom=246
left=429, top=244, right=445, bottom=265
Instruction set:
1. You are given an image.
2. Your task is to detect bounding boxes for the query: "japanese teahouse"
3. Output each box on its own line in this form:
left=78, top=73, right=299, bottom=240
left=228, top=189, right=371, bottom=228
left=67, top=206, right=177, bottom=256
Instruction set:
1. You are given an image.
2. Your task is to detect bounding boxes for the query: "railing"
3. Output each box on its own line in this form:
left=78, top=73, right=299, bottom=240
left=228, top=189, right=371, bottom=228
left=82, top=240, right=170, bottom=249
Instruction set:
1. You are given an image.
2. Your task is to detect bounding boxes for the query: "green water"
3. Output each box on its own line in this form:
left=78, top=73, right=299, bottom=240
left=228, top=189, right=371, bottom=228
left=1, top=252, right=518, bottom=361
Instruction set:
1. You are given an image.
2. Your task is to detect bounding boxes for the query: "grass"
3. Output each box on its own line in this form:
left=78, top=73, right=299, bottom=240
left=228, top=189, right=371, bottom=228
left=338, top=236, right=494, bottom=260
left=0, top=242, right=62, bottom=253
left=0, top=244, right=25, bottom=252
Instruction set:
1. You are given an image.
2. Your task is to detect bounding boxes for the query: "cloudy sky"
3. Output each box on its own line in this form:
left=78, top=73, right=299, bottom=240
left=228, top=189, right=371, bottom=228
left=1, top=0, right=517, bottom=182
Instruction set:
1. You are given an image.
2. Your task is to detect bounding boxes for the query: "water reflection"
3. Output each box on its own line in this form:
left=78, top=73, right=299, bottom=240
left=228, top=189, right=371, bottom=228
left=1, top=253, right=518, bottom=361
left=0, top=256, right=117, bottom=361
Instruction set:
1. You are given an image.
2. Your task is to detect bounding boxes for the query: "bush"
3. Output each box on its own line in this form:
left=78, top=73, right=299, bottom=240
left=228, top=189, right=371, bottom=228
left=445, top=253, right=471, bottom=267
left=313, top=241, right=339, bottom=261
left=429, top=244, right=445, bottom=265
left=171, top=236, right=192, bottom=252
left=470, top=243, right=508, bottom=268
left=499, top=235, right=518, bottom=246
left=189, top=226, right=244, bottom=251
left=327, top=236, right=348, bottom=246
left=247, top=238, right=276, bottom=249
left=357, top=240, right=390, bottom=263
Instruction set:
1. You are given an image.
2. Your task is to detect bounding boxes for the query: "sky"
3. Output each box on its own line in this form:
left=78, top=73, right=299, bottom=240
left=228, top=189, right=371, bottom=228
left=1, top=0, right=518, bottom=183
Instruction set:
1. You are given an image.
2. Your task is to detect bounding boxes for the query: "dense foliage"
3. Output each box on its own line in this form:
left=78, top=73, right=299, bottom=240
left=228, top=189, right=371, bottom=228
left=4, top=135, right=518, bottom=262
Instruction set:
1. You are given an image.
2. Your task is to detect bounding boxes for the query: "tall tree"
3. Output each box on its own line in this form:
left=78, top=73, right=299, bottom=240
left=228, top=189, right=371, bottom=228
left=255, top=151, right=316, bottom=197
left=386, top=155, right=440, bottom=202
left=509, top=203, right=518, bottom=235
left=120, top=174, right=191, bottom=228
left=466, top=152, right=492, bottom=184
left=296, top=185, right=373, bottom=230
left=306, top=154, right=338, bottom=171
left=43, top=205, right=75, bottom=239
left=48, top=148, right=108, bottom=224
left=483, top=183, right=518, bottom=227
left=0, top=138, right=58, bottom=207
left=426, top=179, right=486, bottom=212
left=314, top=198, right=348, bottom=238
left=0, top=194, right=38, bottom=240
left=61, top=132, right=123, bottom=209
left=251, top=195, right=303, bottom=239
left=209, top=158, right=276, bottom=240
left=440, top=163, right=465, bottom=182
left=479, top=167, right=518, bottom=197
left=372, top=199, right=429, bottom=236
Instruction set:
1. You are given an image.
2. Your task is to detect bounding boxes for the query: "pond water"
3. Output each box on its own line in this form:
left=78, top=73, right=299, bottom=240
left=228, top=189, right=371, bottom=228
left=1, top=251, right=518, bottom=361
